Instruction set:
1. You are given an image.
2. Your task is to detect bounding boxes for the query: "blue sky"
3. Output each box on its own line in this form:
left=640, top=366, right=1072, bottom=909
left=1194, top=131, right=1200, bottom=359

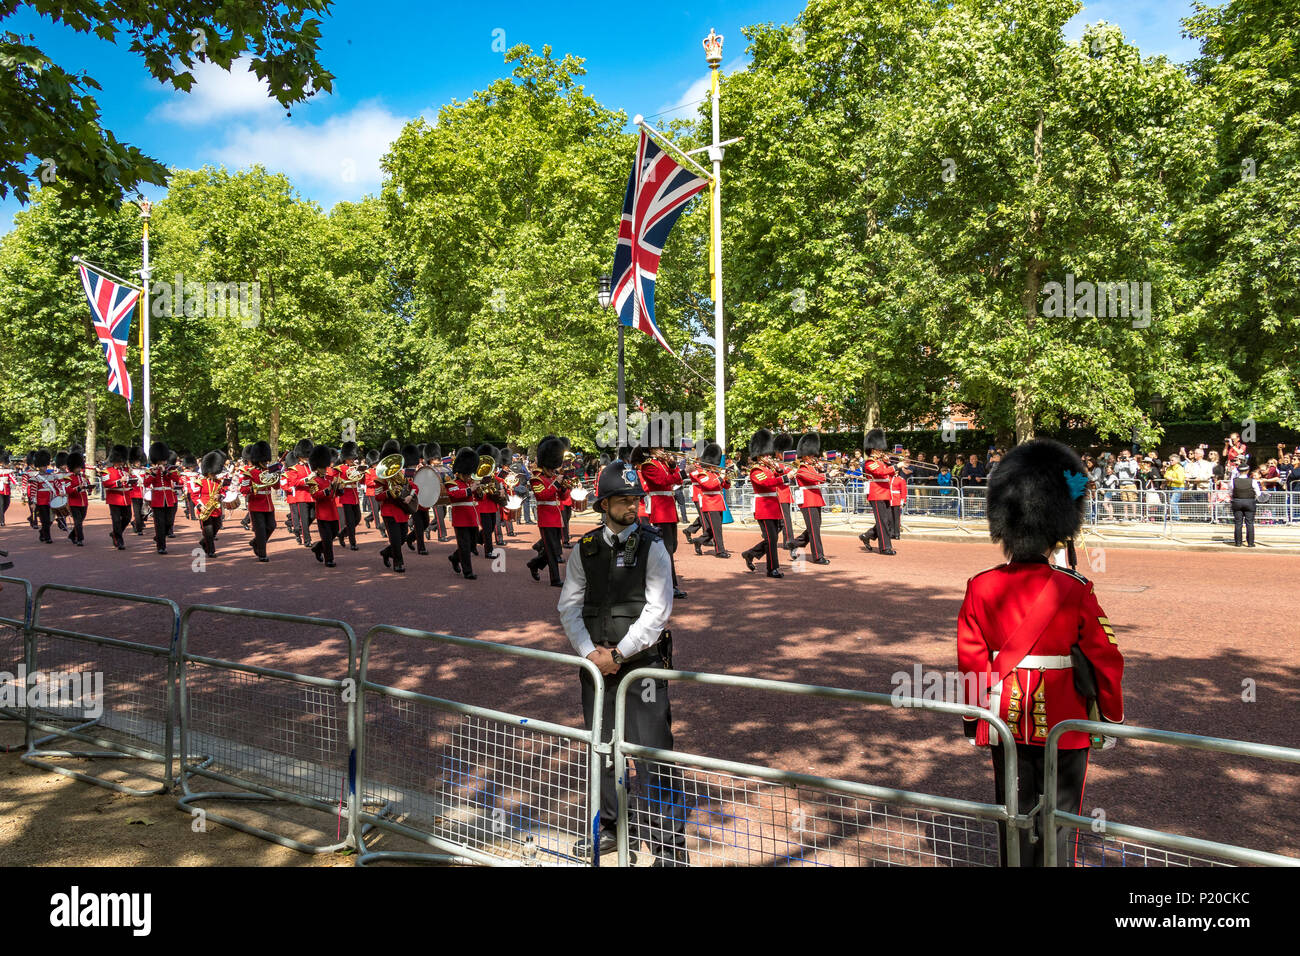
left=2, top=0, right=1207, bottom=233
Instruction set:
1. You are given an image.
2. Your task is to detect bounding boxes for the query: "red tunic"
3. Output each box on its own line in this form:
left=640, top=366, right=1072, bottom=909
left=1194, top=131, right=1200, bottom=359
left=65, top=472, right=89, bottom=508
left=748, top=465, right=785, bottom=520
left=864, top=457, right=895, bottom=501
left=689, top=468, right=729, bottom=512
left=242, top=467, right=275, bottom=513
left=144, top=469, right=183, bottom=507
left=530, top=474, right=564, bottom=528
left=445, top=477, right=484, bottom=527
left=34, top=470, right=53, bottom=506
left=889, top=474, right=907, bottom=507
left=129, top=469, right=144, bottom=501
left=638, top=459, right=680, bottom=523
left=374, top=479, right=412, bottom=521
left=957, top=560, right=1124, bottom=750
left=103, top=467, right=131, bottom=507
left=794, top=463, right=826, bottom=509
left=776, top=462, right=794, bottom=505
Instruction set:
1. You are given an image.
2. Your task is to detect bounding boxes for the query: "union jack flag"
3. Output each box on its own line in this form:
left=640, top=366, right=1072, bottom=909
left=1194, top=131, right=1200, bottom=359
left=78, top=264, right=140, bottom=406
left=611, top=130, right=708, bottom=354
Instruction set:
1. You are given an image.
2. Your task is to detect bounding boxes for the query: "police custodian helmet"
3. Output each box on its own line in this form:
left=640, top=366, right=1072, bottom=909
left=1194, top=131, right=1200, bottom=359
left=592, top=460, right=645, bottom=511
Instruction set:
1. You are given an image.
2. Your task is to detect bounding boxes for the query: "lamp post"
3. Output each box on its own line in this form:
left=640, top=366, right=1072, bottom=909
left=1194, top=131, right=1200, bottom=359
left=463, top=417, right=474, bottom=440
left=597, top=274, right=623, bottom=446
left=704, top=28, right=726, bottom=455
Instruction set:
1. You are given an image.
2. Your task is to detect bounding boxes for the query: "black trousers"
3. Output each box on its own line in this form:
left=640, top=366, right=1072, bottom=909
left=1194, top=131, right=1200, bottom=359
left=152, top=504, right=176, bottom=550
left=527, top=526, right=562, bottom=585
left=746, top=517, right=782, bottom=572
left=791, top=506, right=824, bottom=560
left=451, top=525, right=477, bottom=577
left=654, top=521, right=680, bottom=587
left=479, top=513, right=499, bottom=556
left=339, top=502, right=361, bottom=547
left=561, top=505, right=572, bottom=545
left=109, top=503, right=131, bottom=545
left=991, top=744, right=1089, bottom=867
left=866, top=499, right=895, bottom=548
left=581, top=661, right=686, bottom=854
left=380, top=515, right=406, bottom=570
left=778, top=501, right=795, bottom=545
left=1231, top=499, right=1256, bottom=545
left=700, top=510, right=725, bottom=554
left=405, top=509, right=430, bottom=551
left=364, top=494, right=380, bottom=528
left=69, top=504, right=87, bottom=543
left=891, top=504, right=902, bottom=539
left=249, top=510, right=275, bottom=559
left=36, top=503, right=52, bottom=542
left=432, top=504, right=448, bottom=540
left=0, top=492, right=8, bottom=525
left=292, top=501, right=314, bottom=544
left=200, top=515, right=221, bottom=556
left=315, top=518, right=339, bottom=564
left=131, top=498, right=145, bottom=533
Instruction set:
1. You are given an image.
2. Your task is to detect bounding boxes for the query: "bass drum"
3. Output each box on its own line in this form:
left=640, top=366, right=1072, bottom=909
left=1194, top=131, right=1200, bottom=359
left=222, top=486, right=242, bottom=510
left=412, top=466, right=443, bottom=509
left=49, top=494, right=70, bottom=517
left=569, top=485, right=590, bottom=513
left=505, top=493, right=524, bottom=520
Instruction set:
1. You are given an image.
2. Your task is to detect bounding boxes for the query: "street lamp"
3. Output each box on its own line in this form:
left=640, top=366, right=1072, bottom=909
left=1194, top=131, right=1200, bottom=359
left=463, top=417, right=474, bottom=438
left=597, top=274, right=612, bottom=309
left=600, top=274, right=626, bottom=447
left=1150, top=395, right=1166, bottom=418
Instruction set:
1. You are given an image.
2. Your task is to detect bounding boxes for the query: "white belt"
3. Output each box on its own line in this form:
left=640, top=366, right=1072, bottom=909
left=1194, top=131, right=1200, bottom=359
left=536, top=500, right=563, bottom=507
left=991, top=652, right=1073, bottom=669
left=801, top=484, right=825, bottom=491
left=448, top=501, right=480, bottom=509
left=646, top=491, right=675, bottom=496
left=754, top=492, right=779, bottom=498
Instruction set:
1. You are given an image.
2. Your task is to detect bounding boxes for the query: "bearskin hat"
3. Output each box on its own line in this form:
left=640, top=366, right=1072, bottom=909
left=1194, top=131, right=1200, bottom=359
left=702, top=442, right=724, bottom=466
left=774, top=433, right=794, bottom=455
left=55, top=451, right=68, bottom=469
left=250, top=440, right=272, bottom=465
left=749, top=429, right=775, bottom=459
left=380, top=439, right=400, bottom=456
left=201, top=451, right=225, bottom=477
left=0, top=450, right=10, bottom=466
left=630, top=444, right=649, bottom=465
left=475, top=443, right=496, bottom=463
left=68, top=443, right=84, bottom=456
left=146, top=441, right=166, bottom=464
left=537, top=436, right=565, bottom=471
left=864, top=428, right=888, bottom=452
left=986, top=439, right=1088, bottom=559
left=34, top=449, right=51, bottom=468
left=109, top=444, right=128, bottom=465
left=340, top=441, right=359, bottom=460
left=129, top=446, right=143, bottom=464
left=453, top=447, right=479, bottom=476
left=294, top=438, right=314, bottom=458
left=425, top=442, right=442, bottom=462
left=365, top=449, right=380, bottom=466
left=399, top=444, right=417, bottom=468
left=309, top=444, right=333, bottom=471
left=797, top=432, right=821, bottom=458
left=67, top=451, right=85, bottom=471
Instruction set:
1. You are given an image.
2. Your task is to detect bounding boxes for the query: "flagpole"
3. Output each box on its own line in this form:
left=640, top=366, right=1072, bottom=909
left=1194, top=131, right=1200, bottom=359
left=139, top=201, right=152, bottom=449
left=704, top=29, right=727, bottom=457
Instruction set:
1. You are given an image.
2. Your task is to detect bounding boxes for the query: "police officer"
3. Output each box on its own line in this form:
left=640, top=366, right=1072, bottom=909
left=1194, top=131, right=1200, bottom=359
left=957, top=439, right=1125, bottom=867
left=558, top=460, right=688, bottom=866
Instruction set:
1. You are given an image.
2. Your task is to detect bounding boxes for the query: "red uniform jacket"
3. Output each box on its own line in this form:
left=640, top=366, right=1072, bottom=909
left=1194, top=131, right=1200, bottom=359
left=129, top=469, right=144, bottom=501
left=33, top=470, right=54, bottom=506
left=794, top=463, right=826, bottom=509
left=242, top=467, right=275, bottom=513
left=374, top=478, right=413, bottom=521
left=337, top=467, right=361, bottom=506
left=199, top=477, right=224, bottom=518
left=103, top=467, right=131, bottom=507
left=476, top=472, right=499, bottom=516
left=530, top=474, right=564, bottom=528
left=689, top=468, right=729, bottom=512
left=363, top=467, right=377, bottom=498
left=749, top=465, right=786, bottom=521
left=638, top=459, right=680, bottom=524
left=306, top=469, right=339, bottom=522
left=0, top=469, right=11, bottom=496
left=144, top=468, right=183, bottom=507
left=957, top=559, right=1124, bottom=750
left=889, top=474, right=907, bottom=507
left=776, top=461, right=794, bottom=505
left=65, top=472, right=88, bottom=508
left=445, top=477, right=484, bottom=527
left=864, top=457, right=895, bottom=501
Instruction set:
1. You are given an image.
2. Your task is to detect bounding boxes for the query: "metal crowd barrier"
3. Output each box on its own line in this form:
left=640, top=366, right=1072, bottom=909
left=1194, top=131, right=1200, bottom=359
left=612, top=669, right=1023, bottom=867
left=0, top=576, right=33, bottom=753
left=1044, top=721, right=1300, bottom=867
left=356, top=626, right=605, bottom=867
left=21, top=584, right=181, bottom=795
left=177, top=605, right=357, bottom=854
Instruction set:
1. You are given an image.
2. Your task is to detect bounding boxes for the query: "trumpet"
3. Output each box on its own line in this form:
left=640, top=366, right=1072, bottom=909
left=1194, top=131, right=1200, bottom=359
left=248, top=461, right=284, bottom=492
left=683, top=455, right=737, bottom=479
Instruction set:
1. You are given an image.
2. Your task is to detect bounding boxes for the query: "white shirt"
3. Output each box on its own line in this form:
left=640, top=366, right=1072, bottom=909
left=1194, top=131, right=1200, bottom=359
left=1182, top=459, right=1213, bottom=487
left=558, top=521, right=673, bottom=661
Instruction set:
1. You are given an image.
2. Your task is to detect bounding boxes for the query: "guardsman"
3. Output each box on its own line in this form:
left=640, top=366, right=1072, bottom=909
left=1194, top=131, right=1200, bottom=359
left=474, top=443, right=503, bottom=559
left=336, top=442, right=362, bottom=551
left=0, top=450, right=12, bottom=527
left=197, top=450, right=226, bottom=557
left=374, top=439, right=412, bottom=574
left=242, top=441, right=277, bottom=562
left=633, top=443, right=688, bottom=599
left=526, top=436, right=566, bottom=586
left=741, top=429, right=786, bottom=578
left=496, top=446, right=517, bottom=540
left=858, top=429, right=897, bottom=554
left=957, top=438, right=1125, bottom=867
left=285, top=439, right=316, bottom=547
left=103, top=444, right=132, bottom=549
left=363, top=449, right=381, bottom=531
left=128, top=446, right=147, bottom=535
left=30, top=449, right=54, bottom=543
left=789, top=432, right=830, bottom=564
left=305, top=444, right=342, bottom=567
left=64, top=450, right=89, bottom=546
left=401, top=444, right=429, bottom=555
left=558, top=459, right=687, bottom=866
left=773, top=433, right=797, bottom=548
left=425, top=443, right=449, bottom=541
left=559, top=438, right=576, bottom=549
left=445, top=446, right=485, bottom=580
left=144, top=441, right=182, bottom=554
left=689, top=442, right=731, bottom=558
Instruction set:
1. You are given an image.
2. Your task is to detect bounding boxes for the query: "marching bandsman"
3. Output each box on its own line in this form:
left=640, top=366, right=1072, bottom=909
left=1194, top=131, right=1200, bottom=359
left=496, top=447, right=516, bottom=540
left=31, top=449, right=54, bottom=543
left=474, top=443, right=504, bottom=559
left=889, top=458, right=909, bottom=543
left=400, top=445, right=430, bottom=555
left=526, top=436, right=566, bottom=586
left=689, top=442, right=731, bottom=558
left=128, top=447, right=146, bottom=535
left=559, top=439, right=576, bottom=549
left=558, top=459, right=687, bottom=866
left=445, top=446, right=485, bottom=580
left=957, top=438, right=1125, bottom=867
left=633, top=443, right=688, bottom=599
left=305, top=444, right=342, bottom=567
left=243, top=441, right=276, bottom=563
left=741, top=430, right=786, bottom=578
left=196, top=450, right=226, bottom=557
left=144, top=441, right=182, bottom=554
left=363, top=449, right=381, bottom=531
left=181, top=455, right=200, bottom=521
left=103, top=445, right=132, bottom=550
left=0, top=450, right=11, bottom=526
left=286, top=439, right=316, bottom=547
left=789, top=432, right=830, bottom=564
left=238, top=445, right=254, bottom=532
left=64, top=450, right=89, bottom=546
left=375, top=440, right=414, bottom=575
left=773, top=433, right=797, bottom=548
left=425, top=443, right=449, bottom=541
left=336, top=442, right=363, bottom=551
left=53, top=452, right=70, bottom=533
left=858, top=429, right=897, bottom=554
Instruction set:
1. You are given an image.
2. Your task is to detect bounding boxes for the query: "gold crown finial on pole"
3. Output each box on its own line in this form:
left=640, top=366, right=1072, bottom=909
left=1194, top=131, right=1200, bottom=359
left=703, top=29, right=724, bottom=68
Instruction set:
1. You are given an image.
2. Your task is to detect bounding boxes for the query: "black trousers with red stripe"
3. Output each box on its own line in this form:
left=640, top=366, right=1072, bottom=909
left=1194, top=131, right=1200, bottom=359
left=991, top=743, right=1089, bottom=867
left=746, top=517, right=782, bottom=572
left=865, top=498, right=894, bottom=548
left=778, top=501, right=795, bottom=546
left=791, top=506, right=824, bottom=560
left=699, top=510, right=725, bottom=553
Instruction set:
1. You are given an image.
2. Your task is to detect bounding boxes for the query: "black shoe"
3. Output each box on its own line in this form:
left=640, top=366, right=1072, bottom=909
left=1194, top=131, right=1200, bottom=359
left=767, top=569, right=784, bottom=578
left=417, top=547, right=428, bottom=556
left=563, top=541, right=574, bottom=549
left=529, top=564, right=540, bottom=581
left=76, top=541, right=84, bottom=547
left=673, top=588, right=688, bottom=599
left=859, top=532, right=872, bottom=551
left=716, top=550, right=731, bottom=558
left=882, top=549, right=897, bottom=555
left=313, top=542, right=324, bottom=563
left=449, top=554, right=461, bottom=574
left=464, top=573, right=477, bottom=580
left=556, top=555, right=565, bottom=564
left=684, top=530, right=694, bottom=544
left=693, top=541, right=703, bottom=556
left=813, top=557, right=831, bottom=565
left=406, top=539, right=415, bottom=551
left=258, top=556, right=270, bottom=563
left=551, top=580, right=563, bottom=588
left=381, top=549, right=391, bottom=568
left=350, top=544, right=359, bottom=551
left=743, top=551, right=756, bottom=572
left=157, top=547, right=167, bottom=555
left=573, top=830, right=625, bottom=860
left=393, top=565, right=405, bottom=574
left=652, top=847, right=689, bottom=867
left=325, top=561, right=336, bottom=568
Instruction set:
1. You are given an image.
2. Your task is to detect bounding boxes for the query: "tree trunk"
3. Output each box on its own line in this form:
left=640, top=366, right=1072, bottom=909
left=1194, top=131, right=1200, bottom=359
left=225, top=414, right=239, bottom=460
left=1015, top=107, right=1047, bottom=445
left=269, top=403, right=281, bottom=458
left=863, top=379, right=881, bottom=432
left=84, top=387, right=97, bottom=460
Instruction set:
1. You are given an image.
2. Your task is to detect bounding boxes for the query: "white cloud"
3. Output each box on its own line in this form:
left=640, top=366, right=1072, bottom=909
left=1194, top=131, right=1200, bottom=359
left=152, top=58, right=282, bottom=125
left=650, top=56, right=748, bottom=124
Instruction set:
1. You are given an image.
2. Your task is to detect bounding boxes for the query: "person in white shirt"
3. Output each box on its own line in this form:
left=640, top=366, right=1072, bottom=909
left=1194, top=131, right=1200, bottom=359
left=558, top=461, right=687, bottom=866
